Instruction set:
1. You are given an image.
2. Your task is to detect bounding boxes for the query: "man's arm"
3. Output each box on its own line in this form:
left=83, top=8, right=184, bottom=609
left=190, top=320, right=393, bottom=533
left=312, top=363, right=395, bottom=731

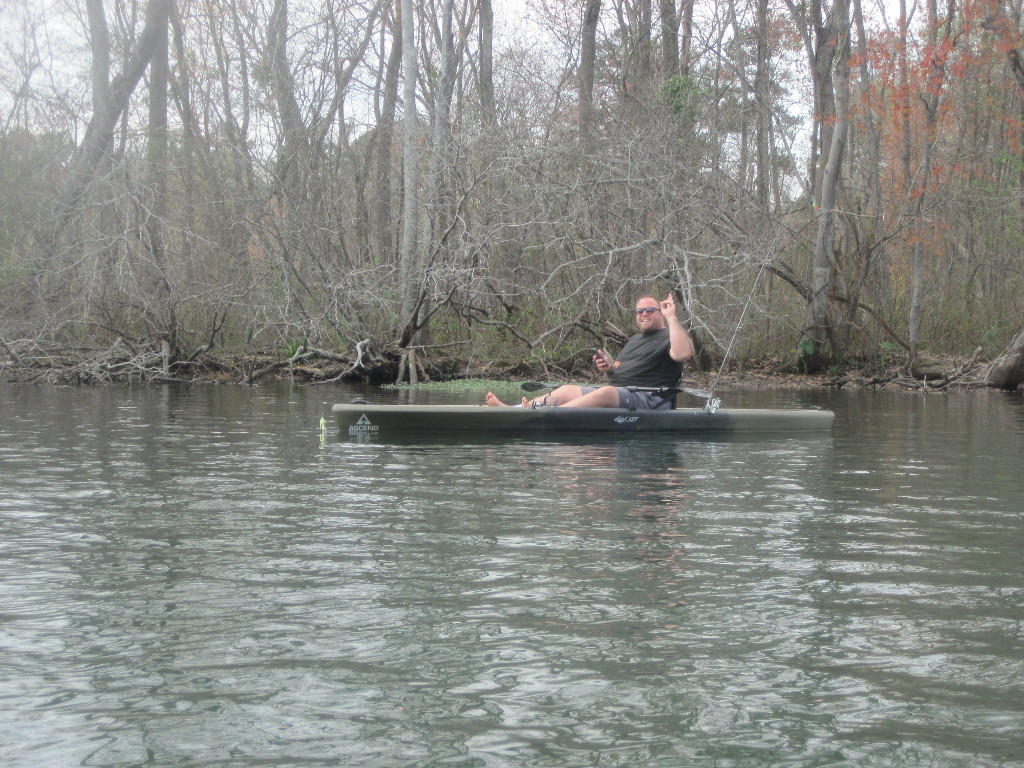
left=661, top=294, right=695, bottom=362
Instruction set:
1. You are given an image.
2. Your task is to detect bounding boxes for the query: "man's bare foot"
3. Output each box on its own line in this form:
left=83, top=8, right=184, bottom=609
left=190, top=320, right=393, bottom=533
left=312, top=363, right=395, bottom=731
left=485, top=392, right=507, bottom=406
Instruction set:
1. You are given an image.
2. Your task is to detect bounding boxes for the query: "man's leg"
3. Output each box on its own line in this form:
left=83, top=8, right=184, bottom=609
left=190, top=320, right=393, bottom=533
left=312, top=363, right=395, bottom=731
left=486, top=384, right=587, bottom=407
left=559, top=385, right=622, bottom=408
left=524, top=384, right=587, bottom=406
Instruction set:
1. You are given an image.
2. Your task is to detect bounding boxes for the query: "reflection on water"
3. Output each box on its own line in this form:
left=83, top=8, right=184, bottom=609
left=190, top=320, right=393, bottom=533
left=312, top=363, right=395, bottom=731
left=0, top=383, right=1022, bottom=767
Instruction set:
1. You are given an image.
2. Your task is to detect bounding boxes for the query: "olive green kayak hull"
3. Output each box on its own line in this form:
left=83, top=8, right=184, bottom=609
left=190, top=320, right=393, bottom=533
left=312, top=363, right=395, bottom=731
left=332, top=403, right=834, bottom=437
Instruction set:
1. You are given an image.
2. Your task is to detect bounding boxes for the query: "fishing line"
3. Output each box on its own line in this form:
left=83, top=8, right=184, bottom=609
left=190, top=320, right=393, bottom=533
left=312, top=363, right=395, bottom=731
left=708, top=252, right=770, bottom=397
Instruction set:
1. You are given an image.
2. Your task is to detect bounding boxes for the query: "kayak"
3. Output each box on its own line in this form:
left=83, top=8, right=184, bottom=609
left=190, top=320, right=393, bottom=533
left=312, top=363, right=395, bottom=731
left=332, top=402, right=835, bottom=437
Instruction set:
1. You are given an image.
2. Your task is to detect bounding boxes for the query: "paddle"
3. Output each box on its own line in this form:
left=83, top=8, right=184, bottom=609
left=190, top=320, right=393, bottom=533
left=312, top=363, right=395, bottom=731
left=521, top=381, right=561, bottom=392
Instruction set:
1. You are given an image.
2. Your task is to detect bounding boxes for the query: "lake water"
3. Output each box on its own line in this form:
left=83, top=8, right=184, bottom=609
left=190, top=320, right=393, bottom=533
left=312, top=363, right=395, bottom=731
left=1, top=382, right=1022, bottom=768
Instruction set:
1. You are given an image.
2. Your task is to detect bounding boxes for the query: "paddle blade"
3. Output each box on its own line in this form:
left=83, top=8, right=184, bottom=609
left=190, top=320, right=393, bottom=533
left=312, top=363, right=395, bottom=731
left=521, top=381, right=559, bottom=392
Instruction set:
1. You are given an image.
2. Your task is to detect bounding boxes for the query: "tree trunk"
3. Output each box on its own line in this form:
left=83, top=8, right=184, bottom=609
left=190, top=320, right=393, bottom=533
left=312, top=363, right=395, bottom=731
left=398, top=0, right=419, bottom=329
left=907, top=0, right=955, bottom=367
left=479, top=0, right=496, bottom=125
left=373, top=2, right=403, bottom=260
left=145, top=1, right=176, bottom=355
left=796, top=0, right=849, bottom=373
left=810, top=4, right=839, bottom=207
left=637, top=0, right=653, bottom=91
left=660, top=0, right=679, bottom=78
left=679, top=0, right=694, bottom=75
left=269, top=0, right=307, bottom=201
left=754, top=0, right=771, bottom=211
left=988, top=327, right=1024, bottom=390
left=168, top=1, right=199, bottom=279
left=579, top=0, right=601, bottom=142
left=898, top=0, right=912, bottom=187
left=86, top=0, right=110, bottom=122
left=55, top=0, right=174, bottom=232
left=852, top=0, right=889, bottom=302
left=410, top=0, right=457, bottom=353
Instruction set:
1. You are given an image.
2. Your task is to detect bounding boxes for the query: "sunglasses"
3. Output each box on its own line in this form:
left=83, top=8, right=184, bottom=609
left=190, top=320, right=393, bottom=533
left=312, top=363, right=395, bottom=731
left=634, top=307, right=660, bottom=315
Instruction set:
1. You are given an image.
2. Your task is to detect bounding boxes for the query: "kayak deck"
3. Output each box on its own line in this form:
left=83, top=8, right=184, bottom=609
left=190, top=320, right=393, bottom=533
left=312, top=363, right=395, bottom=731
left=332, top=403, right=835, bottom=437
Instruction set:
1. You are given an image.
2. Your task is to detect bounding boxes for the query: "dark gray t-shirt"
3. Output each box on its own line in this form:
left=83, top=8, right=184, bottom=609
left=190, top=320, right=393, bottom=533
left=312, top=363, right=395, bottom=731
left=608, top=327, right=683, bottom=388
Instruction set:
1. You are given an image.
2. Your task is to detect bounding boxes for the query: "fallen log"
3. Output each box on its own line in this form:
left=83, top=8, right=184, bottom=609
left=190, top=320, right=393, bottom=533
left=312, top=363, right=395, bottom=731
left=245, top=346, right=349, bottom=384
left=987, top=327, right=1024, bottom=390
left=911, top=353, right=949, bottom=381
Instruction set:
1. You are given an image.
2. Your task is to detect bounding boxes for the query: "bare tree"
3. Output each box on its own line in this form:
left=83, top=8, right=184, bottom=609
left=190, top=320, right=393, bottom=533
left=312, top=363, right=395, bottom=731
left=55, top=0, right=174, bottom=233
left=479, top=0, right=495, bottom=125
left=579, top=0, right=601, bottom=141
left=268, top=0, right=307, bottom=201
left=906, top=0, right=957, bottom=368
left=754, top=0, right=771, bottom=211
left=793, top=0, right=850, bottom=372
left=398, top=0, right=420, bottom=341
left=372, top=2, right=404, bottom=260
left=143, top=0, right=175, bottom=361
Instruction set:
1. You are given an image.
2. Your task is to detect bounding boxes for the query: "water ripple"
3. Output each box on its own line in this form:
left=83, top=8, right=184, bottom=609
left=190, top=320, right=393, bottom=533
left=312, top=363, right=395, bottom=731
left=0, top=385, right=1022, bottom=767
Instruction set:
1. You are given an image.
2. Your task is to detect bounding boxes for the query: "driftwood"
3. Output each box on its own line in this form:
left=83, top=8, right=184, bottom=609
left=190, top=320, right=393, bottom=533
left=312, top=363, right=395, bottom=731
left=313, top=340, right=373, bottom=384
left=986, top=327, right=1024, bottom=390
left=246, top=344, right=366, bottom=384
left=19, top=338, right=190, bottom=385
left=0, top=335, right=380, bottom=385
left=827, top=348, right=991, bottom=391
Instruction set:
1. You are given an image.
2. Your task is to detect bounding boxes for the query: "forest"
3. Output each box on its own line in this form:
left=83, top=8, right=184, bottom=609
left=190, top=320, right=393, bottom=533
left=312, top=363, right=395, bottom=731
left=2, top=0, right=1024, bottom=388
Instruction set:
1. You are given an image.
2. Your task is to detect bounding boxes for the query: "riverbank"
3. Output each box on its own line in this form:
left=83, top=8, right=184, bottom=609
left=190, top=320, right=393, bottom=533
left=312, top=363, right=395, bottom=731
left=1, top=342, right=1001, bottom=392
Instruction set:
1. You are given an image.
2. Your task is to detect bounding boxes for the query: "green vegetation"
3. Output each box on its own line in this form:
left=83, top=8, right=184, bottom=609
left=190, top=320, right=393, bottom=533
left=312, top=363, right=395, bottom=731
left=382, top=379, right=528, bottom=393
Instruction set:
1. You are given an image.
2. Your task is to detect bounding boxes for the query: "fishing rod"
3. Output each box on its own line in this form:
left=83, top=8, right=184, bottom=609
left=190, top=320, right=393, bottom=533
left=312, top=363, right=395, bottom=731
left=704, top=256, right=771, bottom=404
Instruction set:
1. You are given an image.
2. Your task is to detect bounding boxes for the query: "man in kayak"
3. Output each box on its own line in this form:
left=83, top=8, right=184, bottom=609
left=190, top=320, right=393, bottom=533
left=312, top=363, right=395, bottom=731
left=485, top=293, right=695, bottom=409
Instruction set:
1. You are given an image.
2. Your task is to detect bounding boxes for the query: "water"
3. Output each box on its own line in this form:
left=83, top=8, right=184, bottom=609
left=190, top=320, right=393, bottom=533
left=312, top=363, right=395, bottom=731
left=1, top=383, right=1022, bottom=768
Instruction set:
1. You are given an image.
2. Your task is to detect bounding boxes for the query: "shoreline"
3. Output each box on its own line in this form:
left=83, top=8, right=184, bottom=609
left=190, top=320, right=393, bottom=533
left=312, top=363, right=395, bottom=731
left=0, top=348, right=1006, bottom=392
